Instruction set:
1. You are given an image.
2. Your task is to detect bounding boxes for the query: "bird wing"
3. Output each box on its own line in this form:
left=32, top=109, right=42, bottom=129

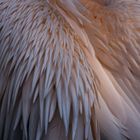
left=79, top=0, right=140, bottom=139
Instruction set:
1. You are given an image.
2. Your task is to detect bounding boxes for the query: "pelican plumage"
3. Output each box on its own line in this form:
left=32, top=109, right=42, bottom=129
left=0, top=0, right=140, bottom=140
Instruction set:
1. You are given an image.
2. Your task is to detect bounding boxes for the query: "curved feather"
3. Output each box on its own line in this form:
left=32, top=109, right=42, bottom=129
left=0, top=0, right=140, bottom=140
left=0, top=0, right=96, bottom=140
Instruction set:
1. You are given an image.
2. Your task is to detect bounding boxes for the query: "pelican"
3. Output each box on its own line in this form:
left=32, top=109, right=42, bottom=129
left=0, top=0, right=140, bottom=140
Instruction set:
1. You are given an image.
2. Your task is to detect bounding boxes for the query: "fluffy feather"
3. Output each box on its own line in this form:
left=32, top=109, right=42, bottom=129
left=0, top=0, right=140, bottom=140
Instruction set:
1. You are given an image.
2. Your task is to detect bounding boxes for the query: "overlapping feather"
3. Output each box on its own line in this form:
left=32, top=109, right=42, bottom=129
left=0, top=0, right=96, bottom=140
left=0, top=0, right=140, bottom=140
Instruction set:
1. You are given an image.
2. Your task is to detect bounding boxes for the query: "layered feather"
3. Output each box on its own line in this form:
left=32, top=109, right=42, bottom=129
left=0, top=0, right=140, bottom=140
left=0, top=0, right=96, bottom=140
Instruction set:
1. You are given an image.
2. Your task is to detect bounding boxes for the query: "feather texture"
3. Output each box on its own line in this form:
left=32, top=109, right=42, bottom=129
left=0, top=0, right=140, bottom=140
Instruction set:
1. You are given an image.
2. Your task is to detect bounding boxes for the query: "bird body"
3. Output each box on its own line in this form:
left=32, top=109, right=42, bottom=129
left=0, top=0, right=140, bottom=140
